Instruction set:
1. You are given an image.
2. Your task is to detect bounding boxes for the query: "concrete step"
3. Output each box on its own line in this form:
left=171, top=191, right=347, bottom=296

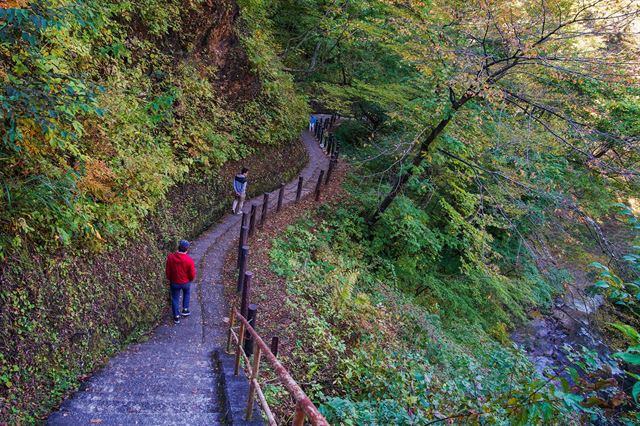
left=91, top=367, right=215, bottom=383
left=100, top=368, right=214, bottom=383
left=47, top=411, right=225, bottom=426
left=121, top=341, right=209, bottom=356
left=59, top=392, right=220, bottom=414
left=105, top=358, right=212, bottom=372
left=66, top=389, right=219, bottom=405
left=86, top=369, right=217, bottom=387
left=73, top=387, right=218, bottom=402
left=80, top=380, right=217, bottom=395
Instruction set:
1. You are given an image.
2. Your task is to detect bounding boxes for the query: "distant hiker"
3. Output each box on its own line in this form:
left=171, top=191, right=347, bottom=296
left=309, top=115, right=317, bottom=132
left=165, top=240, right=196, bottom=324
left=232, top=167, right=248, bottom=215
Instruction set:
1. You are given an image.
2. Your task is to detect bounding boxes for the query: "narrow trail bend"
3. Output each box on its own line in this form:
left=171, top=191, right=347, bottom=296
left=47, top=123, right=331, bottom=426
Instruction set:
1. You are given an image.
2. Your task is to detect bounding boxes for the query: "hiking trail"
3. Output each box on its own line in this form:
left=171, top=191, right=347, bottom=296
left=47, top=120, right=332, bottom=426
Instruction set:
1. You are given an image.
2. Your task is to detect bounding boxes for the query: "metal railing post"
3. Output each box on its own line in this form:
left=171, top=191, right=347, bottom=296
left=237, top=245, right=249, bottom=293
left=237, top=225, right=248, bottom=269
left=325, top=158, right=335, bottom=185
left=240, top=272, right=252, bottom=319
left=249, top=204, right=257, bottom=237
left=260, top=192, right=269, bottom=226
left=244, top=304, right=257, bottom=357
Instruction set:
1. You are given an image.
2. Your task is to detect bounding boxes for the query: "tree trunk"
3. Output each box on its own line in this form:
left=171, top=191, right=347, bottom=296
left=366, top=91, right=474, bottom=226
left=366, top=115, right=452, bottom=225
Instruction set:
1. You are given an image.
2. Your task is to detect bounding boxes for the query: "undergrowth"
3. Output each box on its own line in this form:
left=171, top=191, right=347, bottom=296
left=264, top=207, right=586, bottom=424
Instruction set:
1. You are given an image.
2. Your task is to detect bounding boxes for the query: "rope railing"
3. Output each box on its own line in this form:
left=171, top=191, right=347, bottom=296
left=226, top=308, right=329, bottom=426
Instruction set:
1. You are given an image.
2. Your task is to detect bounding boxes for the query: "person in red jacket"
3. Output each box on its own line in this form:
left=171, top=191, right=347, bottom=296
left=165, top=240, right=196, bottom=324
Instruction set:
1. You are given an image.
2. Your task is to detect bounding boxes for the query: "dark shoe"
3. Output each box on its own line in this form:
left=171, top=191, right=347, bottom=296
left=173, top=316, right=180, bottom=324
left=181, top=309, right=191, bottom=317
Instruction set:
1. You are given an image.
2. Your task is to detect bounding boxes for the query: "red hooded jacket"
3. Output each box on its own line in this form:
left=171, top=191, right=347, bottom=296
left=165, top=252, right=196, bottom=284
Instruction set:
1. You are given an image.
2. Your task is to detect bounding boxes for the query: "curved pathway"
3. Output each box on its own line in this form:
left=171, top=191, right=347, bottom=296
left=47, top=124, right=331, bottom=426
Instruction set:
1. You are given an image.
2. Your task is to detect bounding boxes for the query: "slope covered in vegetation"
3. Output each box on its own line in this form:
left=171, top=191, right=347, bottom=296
left=2, top=0, right=640, bottom=424
left=246, top=0, right=639, bottom=424
left=0, top=0, right=307, bottom=422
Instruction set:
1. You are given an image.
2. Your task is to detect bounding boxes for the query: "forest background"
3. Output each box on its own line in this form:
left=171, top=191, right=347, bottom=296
left=1, top=0, right=640, bottom=424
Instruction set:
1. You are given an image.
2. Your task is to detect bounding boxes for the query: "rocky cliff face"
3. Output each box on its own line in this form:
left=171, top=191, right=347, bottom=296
left=190, top=0, right=261, bottom=102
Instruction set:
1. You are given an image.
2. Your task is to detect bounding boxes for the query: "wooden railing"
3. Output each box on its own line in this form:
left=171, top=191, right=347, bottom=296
left=224, top=113, right=338, bottom=425
left=226, top=307, right=329, bottom=426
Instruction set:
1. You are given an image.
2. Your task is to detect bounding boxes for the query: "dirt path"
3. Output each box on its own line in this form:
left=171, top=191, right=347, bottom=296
left=47, top=122, right=332, bottom=426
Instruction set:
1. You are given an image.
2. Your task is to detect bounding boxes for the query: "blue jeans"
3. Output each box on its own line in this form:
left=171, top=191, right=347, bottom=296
left=170, top=282, right=191, bottom=318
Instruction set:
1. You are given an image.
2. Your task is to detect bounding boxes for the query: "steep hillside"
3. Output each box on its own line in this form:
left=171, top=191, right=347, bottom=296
left=236, top=0, right=639, bottom=424
left=0, top=0, right=307, bottom=422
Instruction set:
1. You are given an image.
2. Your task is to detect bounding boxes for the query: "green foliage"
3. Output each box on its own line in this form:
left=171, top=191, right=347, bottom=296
left=0, top=0, right=308, bottom=258
left=588, top=206, right=640, bottom=313
left=0, top=229, right=165, bottom=423
left=258, top=0, right=639, bottom=423
left=610, top=323, right=640, bottom=404
left=585, top=206, right=640, bottom=409
left=236, top=0, right=310, bottom=146
left=268, top=215, right=584, bottom=424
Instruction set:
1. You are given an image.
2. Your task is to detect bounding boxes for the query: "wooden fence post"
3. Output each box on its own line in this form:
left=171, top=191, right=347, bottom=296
left=237, top=225, right=248, bottom=269
left=234, top=321, right=245, bottom=376
left=270, top=336, right=279, bottom=357
left=315, top=170, right=325, bottom=202
left=240, top=271, right=252, bottom=319
left=260, top=192, right=269, bottom=226
left=296, top=176, right=304, bottom=202
left=325, top=159, right=335, bottom=185
left=293, top=402, right=306, bottom=426
left=276, top=183, right=285, bottom=212
left=244, top=304, right=257, bottom=357
left=248, top=204, right=257, bottom=237
left=237, top=246, right=249, bottom=293
left=225, top=307, right=235, bottom=353
left=245, top=345, right=262, bottom=421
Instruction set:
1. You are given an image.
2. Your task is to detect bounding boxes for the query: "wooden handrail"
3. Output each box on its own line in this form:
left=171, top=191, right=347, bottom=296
left=228, top=308, right=329, bottom=426
left=224, top=121, right=335, bottom=424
